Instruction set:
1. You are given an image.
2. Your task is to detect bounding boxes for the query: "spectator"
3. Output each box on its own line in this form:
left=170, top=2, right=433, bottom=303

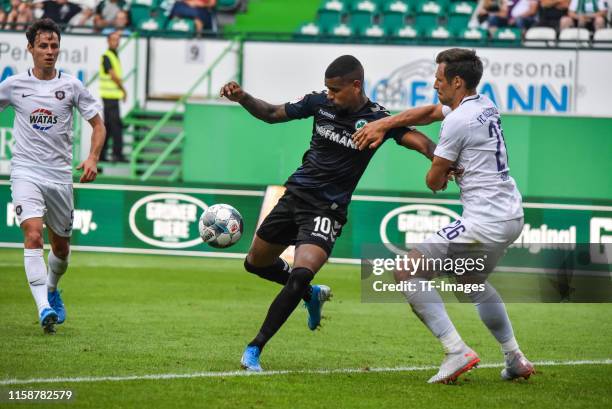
left=478, top=0, right=539, bottom=32
left=93, top=0, right=123, bottom=31
left=538, top=0, right=570, bottom=30
left=508, top=0, right=539, bottom=29
left=476, top=0, right=509, bottom=32
left=560, top=0, right=607, bottom=30
left=35, top=0, right=83, bottom=26
left=101, top=9, right=131, bottom=35
left=68, top=0, right=96, bottom=26
left=2, top=0, right=33, bottom=30
left=99, top=31, right=128, bottom=163
left=170, top=0, right=217, bottom=33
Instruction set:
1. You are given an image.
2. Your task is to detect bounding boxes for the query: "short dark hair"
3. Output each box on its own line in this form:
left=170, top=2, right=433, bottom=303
left=26, top=18, right=61, bottom=47
left=435, top=48, right=483, bottom=90
left=325, top=55, right=364, bottom=83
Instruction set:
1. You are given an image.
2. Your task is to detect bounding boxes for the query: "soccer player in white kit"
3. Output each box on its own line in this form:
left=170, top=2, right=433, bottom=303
left=353, top=48, right=535, bottom=383
left=0, top=18, right=106, bottom=334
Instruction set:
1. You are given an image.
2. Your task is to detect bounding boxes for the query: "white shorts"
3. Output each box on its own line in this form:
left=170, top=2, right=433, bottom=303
left=416, top=217, right=524, bottom=276
left=10, top=179, right=74, bottom=237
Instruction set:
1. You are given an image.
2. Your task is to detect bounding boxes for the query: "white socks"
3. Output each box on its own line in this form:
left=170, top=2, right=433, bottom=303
left=467, top=281, right=520, bottom=355
left=24, top=248, right=50, bottom=314
left=404, top=277, right=520, bottom=356
left=47, top=250, right=69, bottom=292
left=501, top=338, right=520, bottom=355
left=439, top=329, right=467, bottom=354
left=403, top=277, right=467, bottom=354
left=24, top=248, right=70, bottom=315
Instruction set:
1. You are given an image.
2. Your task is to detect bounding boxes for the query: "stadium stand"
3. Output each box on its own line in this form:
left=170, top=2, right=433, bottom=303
left=592, top=26, right=612, bottom=46
left=524, top=25, right=556, bottom=46
left=414, top=0, right=445, bottom=34
left=297, top=21, right=321, bottom=36
left=394, top=23, right=418, bottom=39
left=4, top=0, right=611, bottom=46
left=318, top=7, right=342, bottom=33
left=447, top=1, right=476, bottom=35
left=492, top=26, right=523, bottom=44
left=380, top=1, right=409, bottom=35
left=167, top=17, right=196, bottom=35
left=456, top=26, right=488, bottom=44
left=348, top=1, right=376, bottom=35
left=558, top=26, right=591, bottom=47
left=291, top=0, right=612, bottom=45
left=362, top=23, right=385, bottom=37
left=331, top=22, right=353, bottom=36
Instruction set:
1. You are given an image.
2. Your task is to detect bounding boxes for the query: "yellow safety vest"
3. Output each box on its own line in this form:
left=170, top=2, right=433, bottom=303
left=99, top=49, right=123, bottom=100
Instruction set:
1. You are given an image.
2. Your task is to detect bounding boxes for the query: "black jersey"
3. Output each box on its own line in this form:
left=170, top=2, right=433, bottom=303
left=283, top=91, right=412, bottom=220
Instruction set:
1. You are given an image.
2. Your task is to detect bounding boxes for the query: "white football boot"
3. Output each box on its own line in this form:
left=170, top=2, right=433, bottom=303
left=427, top=347, right=480, bottom=384
left=501, top=350, right=535, bottom=380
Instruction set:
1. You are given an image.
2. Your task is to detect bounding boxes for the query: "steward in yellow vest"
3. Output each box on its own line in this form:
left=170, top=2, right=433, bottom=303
left=99, top=31, right=126, bottom=162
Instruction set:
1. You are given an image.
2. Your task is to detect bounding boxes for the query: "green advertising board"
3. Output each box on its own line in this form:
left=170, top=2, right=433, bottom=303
left=335, top=194, right=612, bottom=263
left=1, top=181, right=610, bottom=268
left=0, top=180, right=263, bottom=257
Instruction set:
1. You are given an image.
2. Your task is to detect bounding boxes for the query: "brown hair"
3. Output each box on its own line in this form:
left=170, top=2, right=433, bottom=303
left=435, top=48, right=483, bottom=90
left=26, top=18, right=61, bottom=47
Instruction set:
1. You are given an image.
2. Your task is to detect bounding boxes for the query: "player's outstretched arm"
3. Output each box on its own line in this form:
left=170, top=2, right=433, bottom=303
left=77, top=114, right=105, bottom=183
left=399, top=130, right=436, bottom=161
left=353, top=104, right=445, bottom=150
left=219, top=81, right=289, bottom=124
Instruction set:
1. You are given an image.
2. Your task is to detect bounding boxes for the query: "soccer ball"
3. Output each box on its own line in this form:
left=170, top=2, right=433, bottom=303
left=198, top=204, right=243, bottom=248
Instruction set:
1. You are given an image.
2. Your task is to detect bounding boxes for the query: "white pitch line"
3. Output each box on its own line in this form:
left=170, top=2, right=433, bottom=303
left=1, top=359, right=611, bottom=386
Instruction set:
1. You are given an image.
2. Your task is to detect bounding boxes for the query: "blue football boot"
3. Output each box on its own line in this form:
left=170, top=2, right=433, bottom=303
left=48, top=289, right=66, bottom=324
left=240, top=345, right=263, bottom=372
left=39, top=307, right=58, bottom=334
left=305, top=285, right=332, bottom=330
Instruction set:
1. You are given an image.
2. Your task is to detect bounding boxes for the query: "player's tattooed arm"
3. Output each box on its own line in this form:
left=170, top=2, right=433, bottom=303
left=219, top=81, right=289, bottom=124
left=77, top=114, right=105, bottom=183
left=353, top=104, right=445, bottom=150
left=399, top=130, right=436, bottom=160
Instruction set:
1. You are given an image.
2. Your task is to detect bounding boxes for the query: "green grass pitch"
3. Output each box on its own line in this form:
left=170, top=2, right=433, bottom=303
left=0, top=248, right=611, bottom=408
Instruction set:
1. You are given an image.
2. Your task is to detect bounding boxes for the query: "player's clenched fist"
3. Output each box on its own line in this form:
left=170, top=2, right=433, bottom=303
left=220, top=81, right=246, bottom=102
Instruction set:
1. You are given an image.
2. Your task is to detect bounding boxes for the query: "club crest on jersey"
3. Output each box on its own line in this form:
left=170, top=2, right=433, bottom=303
left=30, top=108, right=58, bottom=131
left=55, top=90, right=65, bottom=100
left=355, top=119, right=368, bottom=130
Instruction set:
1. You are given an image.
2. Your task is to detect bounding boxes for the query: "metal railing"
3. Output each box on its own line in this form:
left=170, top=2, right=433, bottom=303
left=130, top=36, right=241, bottom=181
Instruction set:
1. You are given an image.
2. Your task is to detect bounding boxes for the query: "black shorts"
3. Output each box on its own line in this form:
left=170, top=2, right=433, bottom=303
left=256, top=191, right=345, bottom=256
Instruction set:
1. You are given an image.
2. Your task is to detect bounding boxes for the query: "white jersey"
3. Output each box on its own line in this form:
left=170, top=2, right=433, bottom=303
left=0, top=69, right=101, bottom=184
left=435, top=94, right=523, bottom=222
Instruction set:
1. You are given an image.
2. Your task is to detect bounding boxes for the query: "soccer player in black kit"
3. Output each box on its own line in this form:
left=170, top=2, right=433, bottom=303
left=220, top=55, right=437, bottom=371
